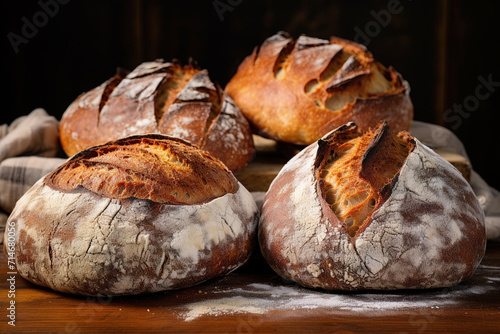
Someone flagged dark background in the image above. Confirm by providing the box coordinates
[3,0,500,189]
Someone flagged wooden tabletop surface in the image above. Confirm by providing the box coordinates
[1,241,500,334]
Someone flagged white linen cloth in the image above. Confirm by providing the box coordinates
[0,109,64,239]
[410,121,500,241]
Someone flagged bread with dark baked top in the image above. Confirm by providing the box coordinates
[5,134,259,296]
[59,59,255,172]
[226,32,413,146]
[259,122,486,290]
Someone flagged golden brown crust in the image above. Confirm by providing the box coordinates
[225,32,413,145]
[46,134,238,205]
[59,60,254,172]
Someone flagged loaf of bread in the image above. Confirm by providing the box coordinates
[4,135,258,296]
[226,32,413,146]
[259,122,486,290]
[59,59,254,172]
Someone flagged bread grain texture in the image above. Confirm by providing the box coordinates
[59,59,254,172]
[259,123,486,290]
[4,135,259,296]
[226,32,413,146]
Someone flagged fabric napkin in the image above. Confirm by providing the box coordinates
[0,109,64,239]
[410,121,500,241]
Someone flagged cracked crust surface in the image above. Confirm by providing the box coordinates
[59,59,254,172]
[259,123,486,290]
[226,32,413,145]
[4,135,259,296]
[46,134,237,205]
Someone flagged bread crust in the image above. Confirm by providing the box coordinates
[47,134,237,205]
[59,60,254,172]
[259,123,486,290]
[226,32,413,145]
[4,135,259,296]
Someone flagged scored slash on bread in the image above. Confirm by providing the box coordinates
[59,59,255,172]
[315,122,415,237]
[226,31,413,146]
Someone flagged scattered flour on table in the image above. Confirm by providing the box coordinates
[180,297,267,321]
[178,264,499,321]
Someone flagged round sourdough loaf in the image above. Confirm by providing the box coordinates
[59,59,254,172]
[4,135,259,296]
[226,32,413,146]
[259,122,486,290]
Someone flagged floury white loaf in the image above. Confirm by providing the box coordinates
[3,135,259,296]
[259,122,486,290]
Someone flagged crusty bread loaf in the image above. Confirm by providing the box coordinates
[4,134,258,296]
[226,32,413,146]
[59,59,254,172]
[259,122,486,290]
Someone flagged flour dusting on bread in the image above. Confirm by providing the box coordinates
[8,135,259,296]
[259,124,486,290]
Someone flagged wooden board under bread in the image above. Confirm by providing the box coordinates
[234,135,472,192]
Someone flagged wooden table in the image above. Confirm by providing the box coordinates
[1,241,499,334]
